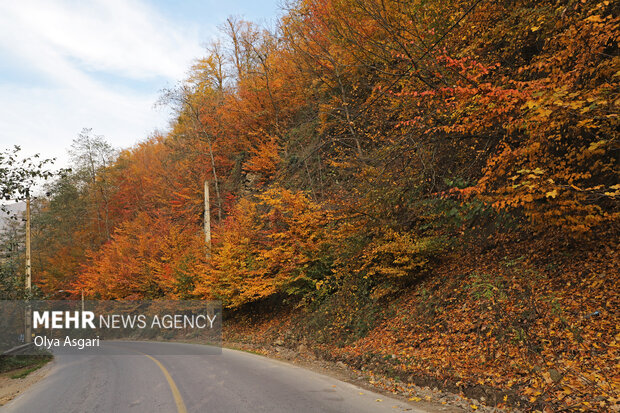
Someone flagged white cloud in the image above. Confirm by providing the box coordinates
[0,83,168,165]
[0,0,203,80]
[0,0,211,168]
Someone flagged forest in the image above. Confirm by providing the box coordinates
[0,0,617,410]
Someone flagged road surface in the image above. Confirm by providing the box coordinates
[1,341,423,412]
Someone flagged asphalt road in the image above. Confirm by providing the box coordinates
[2,341,423,413]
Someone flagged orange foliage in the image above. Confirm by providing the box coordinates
[195,189,333,307]
[29,0,618,409]
[76,213,206,300]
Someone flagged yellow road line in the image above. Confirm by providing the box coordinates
[144,354,188,413]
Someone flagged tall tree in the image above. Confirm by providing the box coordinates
[69,128,117,241]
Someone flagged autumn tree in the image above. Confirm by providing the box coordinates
[69,128,117,241]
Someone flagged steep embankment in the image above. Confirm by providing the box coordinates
[225,235,619,411]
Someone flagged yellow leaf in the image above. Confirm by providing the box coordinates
[409,397,422,402]
[546,190,558,198]
[471,405,479,410]
[588,140,607,151]
[537,108,552,117]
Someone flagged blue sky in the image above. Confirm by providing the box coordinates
[0,0,281,167]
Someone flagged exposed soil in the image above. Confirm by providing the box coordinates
[0,360,53,406]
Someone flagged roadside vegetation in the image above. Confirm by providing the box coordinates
[0,355,52,379]
[0,0,617,410]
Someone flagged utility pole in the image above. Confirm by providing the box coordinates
[25,192,31,290]
[204,180,211,258]
[25,191,32,343]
